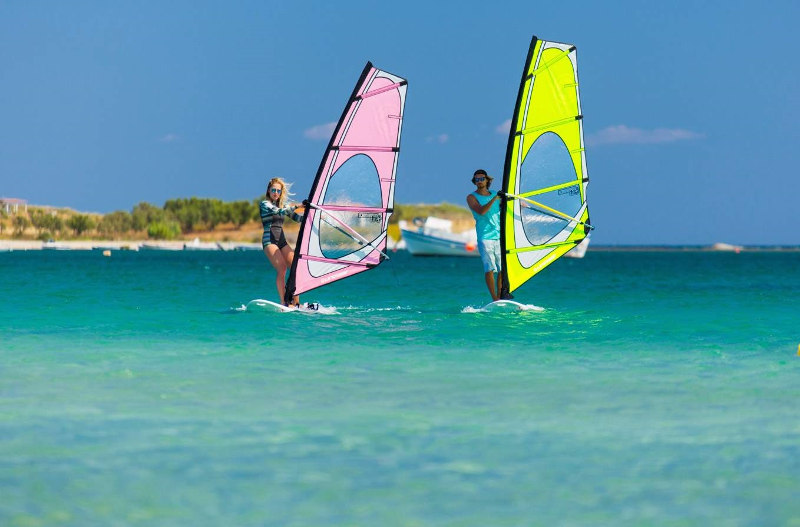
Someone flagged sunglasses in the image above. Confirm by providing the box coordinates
[269,188,282,194]
[473,177,486,182]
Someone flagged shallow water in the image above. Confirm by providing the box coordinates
[1,250,798,525]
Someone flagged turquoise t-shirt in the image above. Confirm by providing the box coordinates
[470,191,500,241]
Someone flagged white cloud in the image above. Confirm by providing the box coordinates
[425,133,449,144]
[158,133,179,143]
[303,122,337,140]
[495,119,512,134]
[586,125,704,146]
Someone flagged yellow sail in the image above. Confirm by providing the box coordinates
[500,36,592,293]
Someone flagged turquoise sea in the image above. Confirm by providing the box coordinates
[1,249,798,526]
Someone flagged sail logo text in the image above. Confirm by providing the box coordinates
[558,188,580,196]
[358,213,382,223]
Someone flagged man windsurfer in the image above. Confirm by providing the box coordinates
[466,169,511,302]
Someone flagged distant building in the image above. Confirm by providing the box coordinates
[1,197,28,214]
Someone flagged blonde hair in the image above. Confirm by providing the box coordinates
[266,177,294,208]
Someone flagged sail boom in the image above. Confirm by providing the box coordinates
[300,254,376,268]
[508,193,593,229]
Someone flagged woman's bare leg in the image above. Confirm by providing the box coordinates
[280,244,299,306]
[263,245,287,302]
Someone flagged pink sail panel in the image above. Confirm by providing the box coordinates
[285,63,407,301]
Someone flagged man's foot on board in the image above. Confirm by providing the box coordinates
[500,292,514,300]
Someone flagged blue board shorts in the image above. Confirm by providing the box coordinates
[478,239,501,272]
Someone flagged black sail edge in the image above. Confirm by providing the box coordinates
[499,36,538,297]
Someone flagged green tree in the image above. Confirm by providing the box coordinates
[46,215,64,236]
[132,202,170,231]
[164,198,201,232]
[29,209,64,236]
[230,200,254,227]
[207,199,227,229]
[164,197,228,232]
[29,209,49,235]
[66,214,96,236]
[98,211,133,237]
[13,215,30,237]
[251,198,263,222]
[147,220,181,240]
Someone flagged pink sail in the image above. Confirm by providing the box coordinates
[284,63,407,302]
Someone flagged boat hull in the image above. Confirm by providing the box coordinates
[400,228,479,257]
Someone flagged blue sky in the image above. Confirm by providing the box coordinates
[1,0,798,245]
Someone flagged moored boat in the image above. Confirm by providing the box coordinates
[399,217,478,257]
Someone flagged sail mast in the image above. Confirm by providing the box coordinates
[500,35,539,298]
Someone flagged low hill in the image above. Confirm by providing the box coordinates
[0,200,474,242]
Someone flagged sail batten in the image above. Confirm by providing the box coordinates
[524,46,576,80]
[284,62,407,303]
[308,204,390,213]
[516,115,582,136]
[358,80,407,99]
[517,181,580,198]
[331,146,399,152]
[500,36,591,294]
[508,239,581,254]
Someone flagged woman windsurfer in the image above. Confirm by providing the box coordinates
[260,177,304,306]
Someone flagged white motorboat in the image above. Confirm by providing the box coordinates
[399,217,479,257]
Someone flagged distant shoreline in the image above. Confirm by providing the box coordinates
[587,245,800,252]
[2,239,799,253]
[0,239,262,251]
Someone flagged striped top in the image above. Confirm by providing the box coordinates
[259,200,303,247]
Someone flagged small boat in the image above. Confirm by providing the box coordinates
[139,242,183,251]
[92,244,136,251]
[232,243,262,251]
[564,235,590,258]
[42,239,72,250]
[183,237,222,251]
[709,242,743,252]
[399,217,478,257]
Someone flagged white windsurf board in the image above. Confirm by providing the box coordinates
[478,299,544,313]
[245,299,337,314]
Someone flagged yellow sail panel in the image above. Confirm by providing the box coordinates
[501,37,591,293]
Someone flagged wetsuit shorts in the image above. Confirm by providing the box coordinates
[264,225,288,249]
